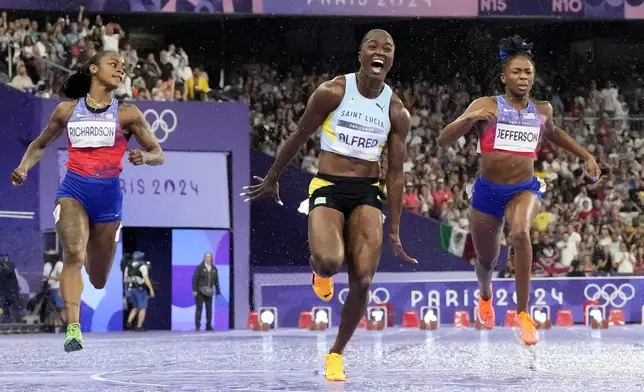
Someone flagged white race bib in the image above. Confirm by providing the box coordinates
[67,121,117,148]
[493,123,540,153]
[332,123,387,162]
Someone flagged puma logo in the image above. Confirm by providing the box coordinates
[376,103,385,113]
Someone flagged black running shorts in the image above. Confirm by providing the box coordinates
[308,173,383,219]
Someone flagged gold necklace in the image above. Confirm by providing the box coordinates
[86,94,111,109]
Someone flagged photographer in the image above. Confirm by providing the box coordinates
[124,251,155,331]
[192,252,221,331]
[0,254,22,323]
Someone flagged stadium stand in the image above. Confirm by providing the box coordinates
[1,11,642,278]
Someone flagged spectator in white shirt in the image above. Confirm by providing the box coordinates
[601,81,619,116]
[174,57,193,85]
[558,224,582,267]
[167,44,188,70]
[11,64,34,90]
[35,33,48,58]
[121,41,138,74]
[102,23,124,52]
[614,242,635,274]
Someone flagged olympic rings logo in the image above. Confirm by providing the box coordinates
[143,109,177,143]
[583,283,635,308]
[338,287,390,305]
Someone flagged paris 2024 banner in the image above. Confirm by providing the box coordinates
[256,275,644,328]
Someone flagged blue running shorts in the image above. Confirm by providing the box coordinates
[55,170,123,224]
[469,176,545,219]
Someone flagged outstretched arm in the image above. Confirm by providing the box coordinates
[121,104,164,166]
[387,97,417,264]
[19,102,71,171]
[541,102,601,179]
[11,102,73,185]
[264,80,343,183]
[386,99,409,237]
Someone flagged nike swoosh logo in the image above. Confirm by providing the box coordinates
[323,293,331,299]
[476,312,486,324]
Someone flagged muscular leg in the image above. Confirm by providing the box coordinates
[308,207,345,277]
[469,209,504,301]
[329,205,383,355]
[56,198,90,325]
[504,192,540,313]
[86,222,121,289]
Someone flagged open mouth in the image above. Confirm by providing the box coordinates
[371,59,384,74]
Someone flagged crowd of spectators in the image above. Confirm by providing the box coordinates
[241,61,644,278]
[1,8,211,102]
[2,11,643,277]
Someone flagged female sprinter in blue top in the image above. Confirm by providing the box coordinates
[439,35,600,345]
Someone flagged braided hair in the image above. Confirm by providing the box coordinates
[489,35,535,92]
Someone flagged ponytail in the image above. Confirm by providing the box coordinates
[60,49,112,100]
[61,65,92,99]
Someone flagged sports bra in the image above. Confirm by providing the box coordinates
[477,95,543,159]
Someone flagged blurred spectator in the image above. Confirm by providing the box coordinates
[402,184,420,215]
[184,67,210,101]
[102,22,124,52]
[10,63,34,90]
[142,52,162,90]
[174,57,192,85]
[167,44,189,70]
[158,50,174,82]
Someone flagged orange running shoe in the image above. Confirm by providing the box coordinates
[517,311,538,345]
[312,272,334,302]
[324,353,346,381]
[476,287,495,329]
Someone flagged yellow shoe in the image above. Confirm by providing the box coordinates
[324,353,346,381]
[312,272,334,302]
[517,311,538,346]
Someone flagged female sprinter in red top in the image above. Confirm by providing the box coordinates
[11,49,164,352]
